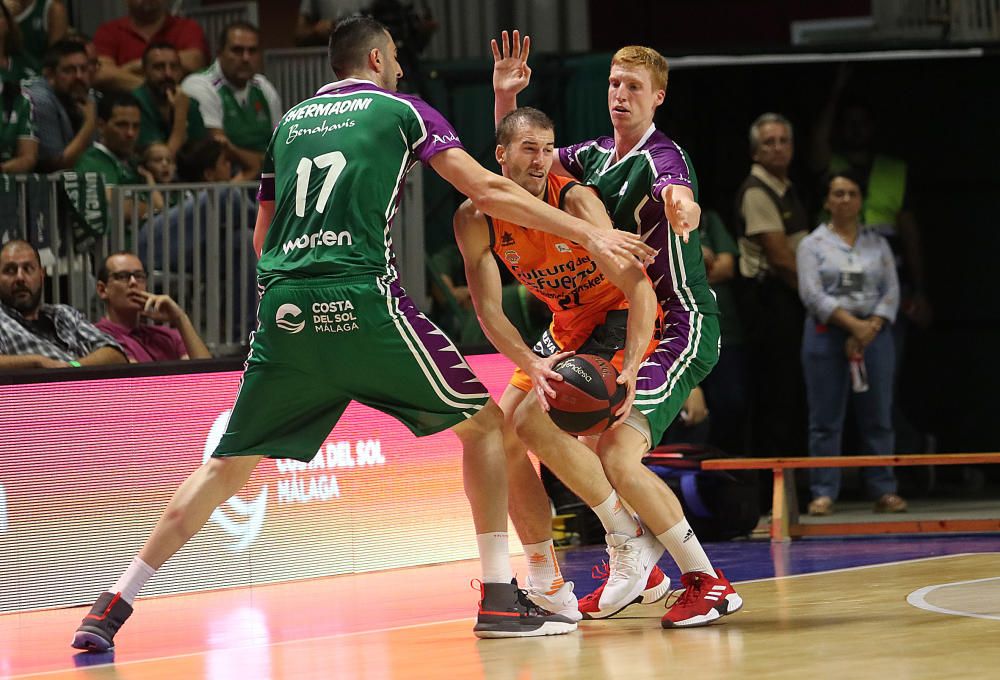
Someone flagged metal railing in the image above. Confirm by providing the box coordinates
[2,170,427,355]
[184,1,260,55]
[263,46,330,110]
[873,0,1000,40]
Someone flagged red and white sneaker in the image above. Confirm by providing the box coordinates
[578,562,671,619]
[661,569,742,628]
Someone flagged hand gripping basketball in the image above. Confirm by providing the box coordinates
[546,354,627,436]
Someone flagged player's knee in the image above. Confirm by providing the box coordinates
[512,398,547,446]
[205,455,258,496]
[454,399,503,443]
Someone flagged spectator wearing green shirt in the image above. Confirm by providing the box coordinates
[699,209,750,457]
[0,3,41,84]
[76,91,164,217]
[0,78,37,173]
[133,42,206,157]
[181,22,281,180]
[5,0,68,65]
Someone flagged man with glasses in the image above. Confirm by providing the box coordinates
[0,240,126,370]
[95,251,211,362]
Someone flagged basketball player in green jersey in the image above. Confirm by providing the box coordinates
[72,18,657,651]
[493,32,743,628]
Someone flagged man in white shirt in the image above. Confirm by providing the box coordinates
[181,21,281,179]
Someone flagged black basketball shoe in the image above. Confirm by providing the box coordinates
[473,579,578,638]
[71,592,133,652]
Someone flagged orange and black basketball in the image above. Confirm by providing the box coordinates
[548,354,627,436]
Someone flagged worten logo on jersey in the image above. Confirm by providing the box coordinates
[282,229,353,254]
[276,303,305,334]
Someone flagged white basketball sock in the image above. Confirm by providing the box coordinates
[476,532,514,584]
[111,557,157,605]
[522,540,564,593]
[656,519,714,577]
[592,491,640,537]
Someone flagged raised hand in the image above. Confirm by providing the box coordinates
[491,29,532,97]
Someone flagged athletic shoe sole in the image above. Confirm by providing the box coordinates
[473,621,578,638]
[661,593,744,628]
[71,630,114,652]
[582,575,671,620]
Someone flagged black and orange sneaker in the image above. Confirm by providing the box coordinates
[578,562,671,619]
[661,569,742,628]
[473,579,578,638]
[71,592,133,652]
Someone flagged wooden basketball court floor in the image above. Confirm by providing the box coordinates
[3,535,999,680]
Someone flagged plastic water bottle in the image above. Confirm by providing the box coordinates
[850,356,869,393]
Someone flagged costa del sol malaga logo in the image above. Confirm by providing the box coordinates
[275,303,305,334]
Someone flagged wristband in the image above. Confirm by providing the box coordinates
[68,360,82,367]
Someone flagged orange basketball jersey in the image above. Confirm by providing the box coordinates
[486,174,661,389]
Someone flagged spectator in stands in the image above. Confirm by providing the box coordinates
[134,42,206,156]
[139,141,174,184]
[3,0,68,65]
[181,22,280,180]
[76,91,165,215]
[25,40,96,172]
[0,77,36,172]
[295,0,369,46]
[95,251,211,361]
[734,112,809,460]
[0,2,39,82]
[797,170,905,516]
[93,0,209,92]
[0,239,126,370]
[175,136,238,183]
[698,209,749,457]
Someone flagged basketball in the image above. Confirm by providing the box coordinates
[547,354,627,436]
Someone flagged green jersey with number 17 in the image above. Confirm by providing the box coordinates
[256,77,464,288]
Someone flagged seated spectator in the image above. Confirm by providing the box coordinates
[4,0,68,65]
[139,141,174,184]
[0,3,40,82]
[134,42,206,155]
[0,77,37,173]
[25,39,96,172]
[0,239,126,370]
[138,141,176,207]
[797,170,905,516]
[181,22,281,179]
[295,0,368,46]
[95,251,211,361]
[93,0,208,92]
[176,136,235,183]
[76,91,165,216]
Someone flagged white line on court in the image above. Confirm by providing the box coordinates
[906,576,1000,621]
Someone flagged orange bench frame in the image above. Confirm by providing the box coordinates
[695,454,1000,542]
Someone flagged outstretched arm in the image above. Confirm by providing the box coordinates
[430,148,655,269]
[453,201,571,408]
[662,184,702,244]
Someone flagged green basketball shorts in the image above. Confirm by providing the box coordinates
[213,275,490,462]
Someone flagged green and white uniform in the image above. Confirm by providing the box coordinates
[559,125,720,445]
[214,78,489,463]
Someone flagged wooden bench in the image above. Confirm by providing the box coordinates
[695,454,1000,542]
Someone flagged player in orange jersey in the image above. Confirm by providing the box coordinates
[453,107,670,619]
